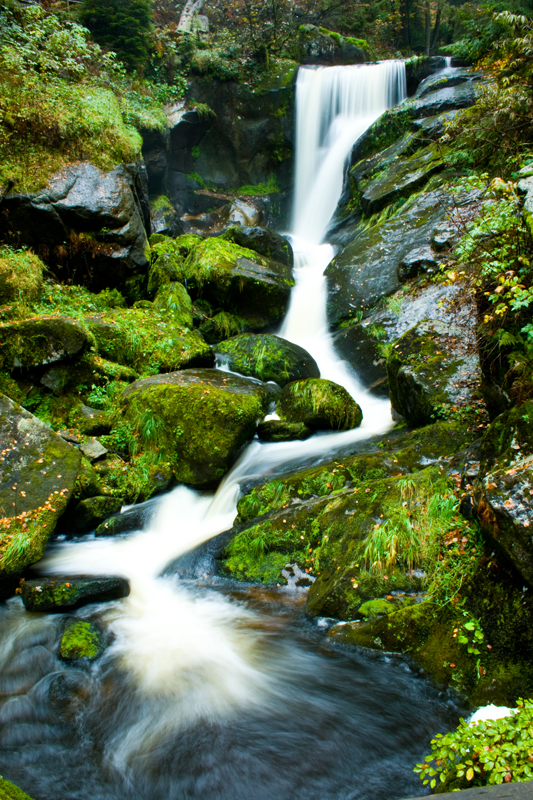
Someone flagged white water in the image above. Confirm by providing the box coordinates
[37,61,407,743]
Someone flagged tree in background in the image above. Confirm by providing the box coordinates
[79,0,153,71]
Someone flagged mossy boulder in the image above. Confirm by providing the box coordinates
[122,368,270,486]
[216,333,319,387]
[358,598,395,618]
[199,311,245,345]
[85,307,213,373]
[148,238,186,296]
[0,246,44,305]
[0,316,93,372]
[294,25,368,65]
[152,282,193,328]
[21,575,130,612]
[257,419,312,442]
[184,237,294,331]
[387,319,481,427]
[0,395,81,597]
[59,619,104,661]
[277,378,362,431]
[73,495,124,533]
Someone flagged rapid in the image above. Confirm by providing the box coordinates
[0,61,464,800]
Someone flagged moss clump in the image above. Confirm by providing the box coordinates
[358,598,394,618]
[0,778,36,800]
[199,312,245,345]
[278,378,363,430]
[59,620,101,660]
[0,247,44,305]
[0,316,93,371]
[153,283,193,329]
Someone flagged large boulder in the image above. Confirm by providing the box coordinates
[216,333,319,386]
[326,185,451,326]
[473,402,533,586]
[277,378,362,431]
[387,318,481,427]
[221,226,294,268]
[184,238,294,330]
[0,396,81,596]
[85,307,213,373]
[0,316,93,372]
[0,162,150,298]
[122,369,271,486]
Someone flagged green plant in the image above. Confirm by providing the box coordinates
[415,699,533,789]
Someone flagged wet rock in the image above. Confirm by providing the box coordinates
[216,333,319,387]
[326,186,451,327]
[256,419,313,442]
[360,144,444,215]
[0,396,81,595]
[405,56,447,94]
[199,312,245,345]
[0,162,150,295]
[277,378,363,431]
[149,195,183,238]
[73,495,124,533]
[410,82,479,118]
[414,67,484,99]
[0,316,93,372]
[72,405,111,436]
[387,318,481,427]
[222,226,294,268]
[398,245,439,282]
[59,619,106,661]
[184,237,294,331]
[95,501,157,536]
[332,325,389,397]
[80,439,108,462]
[122,368,270,486]
[21,575,130,612]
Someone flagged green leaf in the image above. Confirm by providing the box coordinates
[466,768,474,781]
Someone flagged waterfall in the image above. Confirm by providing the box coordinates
[36,61,407,734]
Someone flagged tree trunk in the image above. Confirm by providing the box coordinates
[425,0,431,56]
[430,4,442,54]
[178,0,205,32]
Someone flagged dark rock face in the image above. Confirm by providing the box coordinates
[0,316,93,371]
[387,318,480,427]
[0,162,150,297]
[95,501,157,536]
[295,25,369,65]
[0,395,81,593]
[326,186,451,327]
[222,226,294,268]
[73,495,124,533]
[332,326,389,397]
[216,333,319,387]
[122,369,270,486]
[405,56,447,95]
[21,575,130,612]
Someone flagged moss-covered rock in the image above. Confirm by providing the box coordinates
[0,395,81,597]
[184,237,294,330]
[358,598,395,618]
[85,307,213,374]
[0,246,44,305]
[0,316,93,372]
[21,575,130,612]
[73,495,124,533]
[221,226,294,268]
[216,333,319,387]
[199,311,245,344]
[122,368,270,486]
[152,282,193,328]
[256,419,312,442]
[59,619,104,660]
[387,319,481,427]
[277,378,362,431]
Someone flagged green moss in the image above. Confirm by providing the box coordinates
[278,378,363,431]
[59,620,101,660]
[344,36,369,49]
[233,174,280,196]
[0,247,44,305]
[216,333,317,386]
[0,778,36,800]
[355,107,414,163]
[358,598,394,618]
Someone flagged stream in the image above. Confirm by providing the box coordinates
[0,60,465,800]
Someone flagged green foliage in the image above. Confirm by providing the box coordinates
[415,699,533,789]
[79,0,153,71]
[0,246,44,305]
[234,174,280,196]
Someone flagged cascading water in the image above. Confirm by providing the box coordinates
[0,62,462,800]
